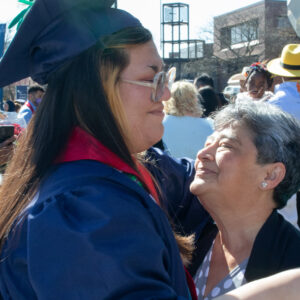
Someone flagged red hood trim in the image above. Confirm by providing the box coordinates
[55,127,159,205]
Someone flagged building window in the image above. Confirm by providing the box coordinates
[220,19,259,48]
[231,19,258,44]
[277,16,290,29]
[220,27,231,48]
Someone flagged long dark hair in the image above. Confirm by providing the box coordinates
[0,26,152,247]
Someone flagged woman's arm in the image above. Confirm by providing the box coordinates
[216,269,300,300]
[146,147,211,236]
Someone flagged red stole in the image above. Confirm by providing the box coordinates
[55,127,159,205]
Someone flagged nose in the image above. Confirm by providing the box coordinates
[196,144,215,161]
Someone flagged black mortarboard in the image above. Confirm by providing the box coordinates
[0,0,142,87]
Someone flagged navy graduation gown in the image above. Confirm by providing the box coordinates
[0,160,192,299]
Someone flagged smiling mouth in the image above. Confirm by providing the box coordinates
[149,110,164,117]
[196,167,216,176]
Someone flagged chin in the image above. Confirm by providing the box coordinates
[132,138,161,154]
[189,177,205,196]
[149,127,164,146]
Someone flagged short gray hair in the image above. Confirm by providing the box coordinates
[213,100,300,208]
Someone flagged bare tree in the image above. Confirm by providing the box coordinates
[183,13,261,91]
[182,1,300,91]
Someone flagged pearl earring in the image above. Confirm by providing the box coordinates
[261,181,268,188]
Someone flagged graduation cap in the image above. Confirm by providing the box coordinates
[0,0,142,87]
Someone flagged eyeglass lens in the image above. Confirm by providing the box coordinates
[154,72,166,102]
[152,67,176,102]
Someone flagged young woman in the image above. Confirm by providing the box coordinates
[0,0,197,299]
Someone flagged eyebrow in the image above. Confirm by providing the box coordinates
[219,134,242,145]
[147,64,165,73]
[206,133,242,146]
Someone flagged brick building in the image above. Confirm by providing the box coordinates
[183,0,300,92]
[212,0,300,89]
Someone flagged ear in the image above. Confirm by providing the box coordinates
[262,162,286,190]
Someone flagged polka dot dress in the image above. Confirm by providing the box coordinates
[194,242,248,299]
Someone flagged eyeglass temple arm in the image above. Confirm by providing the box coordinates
[121,79,154,88]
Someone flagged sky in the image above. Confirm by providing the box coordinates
[0,0,261,50]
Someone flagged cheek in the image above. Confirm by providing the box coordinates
[119,85,163,151]
[215,152,237,177]
[120,85,145,121]
[215,151,228,166]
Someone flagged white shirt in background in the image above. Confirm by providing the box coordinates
[163,115,214,159]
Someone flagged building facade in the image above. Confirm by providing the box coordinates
[183,0,300,92]
[212,0,300,89]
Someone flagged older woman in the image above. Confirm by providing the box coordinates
[189,100,300,299]
[163,80,214,159]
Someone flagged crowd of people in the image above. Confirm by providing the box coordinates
[0,0,299,299]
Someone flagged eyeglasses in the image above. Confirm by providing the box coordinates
[121,67,176,102]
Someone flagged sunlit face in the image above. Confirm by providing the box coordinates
[246,72,268,99]
[119,40,171,154]
[190,124,267,205]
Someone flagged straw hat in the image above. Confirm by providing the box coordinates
[267,44,300,77]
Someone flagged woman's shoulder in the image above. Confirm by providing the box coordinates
[245,211,300,282]
[254,210,300,260]
[4,160,169,254]
[256,210,300,246]
[0,162,186,300]
[29,160,161,222]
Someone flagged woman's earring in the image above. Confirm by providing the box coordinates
[261,181,268,189]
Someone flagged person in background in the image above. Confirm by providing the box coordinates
[267,44,300,120]
[3,100,16,112]
[194,73,228,106]
[235,62,273,102]
[227,67,251,94]
[189,100,300,299]
[198,86,223,118]
[194,73,214,90]
[17,85,45,125]
[13,102,21,113]
[0,100,24,180]
[162,80,214,159]
[224,67,252,102]
[267,43,300,228]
